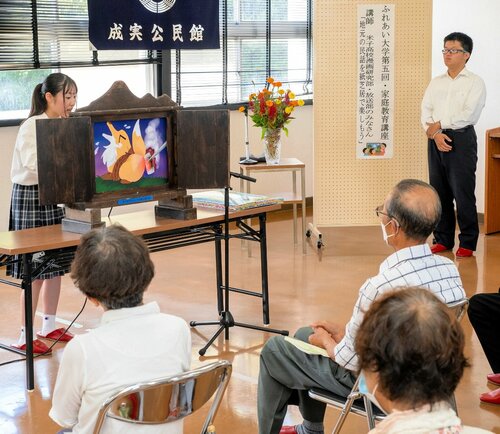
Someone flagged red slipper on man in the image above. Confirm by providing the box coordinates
[11,339,52,355]
[431,243,451,254]
[456,247,473,258]
[37,327,74,343]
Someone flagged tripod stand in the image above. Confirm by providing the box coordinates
[190,172,289,356]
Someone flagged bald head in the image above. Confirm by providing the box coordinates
[386,179,441,242]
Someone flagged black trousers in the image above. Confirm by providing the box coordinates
[468,291,500,373]
[428,127,478,250]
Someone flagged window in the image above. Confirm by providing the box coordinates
[0,0,312,119]
[172,0,313,106]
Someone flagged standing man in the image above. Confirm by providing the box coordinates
[422,32,486,258]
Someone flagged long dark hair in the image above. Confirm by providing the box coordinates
[29,72,78,117]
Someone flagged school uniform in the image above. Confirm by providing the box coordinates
[8,113,65,279]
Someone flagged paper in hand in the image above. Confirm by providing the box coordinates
[284,336,330,357]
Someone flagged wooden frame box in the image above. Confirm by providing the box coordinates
[35,81,229,231]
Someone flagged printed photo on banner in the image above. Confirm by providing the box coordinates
[356,4,394,159]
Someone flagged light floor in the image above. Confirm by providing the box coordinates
[0,209,499,434]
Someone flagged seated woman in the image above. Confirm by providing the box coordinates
[49,224,191,434]
[354,286,492,433]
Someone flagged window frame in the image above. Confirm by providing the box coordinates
[0,0,313,123]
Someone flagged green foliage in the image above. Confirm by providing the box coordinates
[0,70,55,112]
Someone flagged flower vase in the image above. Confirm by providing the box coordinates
[263,128,282,165]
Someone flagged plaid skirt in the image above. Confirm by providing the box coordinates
[7,183,66,280]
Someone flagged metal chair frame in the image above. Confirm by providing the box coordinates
[308,297,469,434]
[93,360,232,434]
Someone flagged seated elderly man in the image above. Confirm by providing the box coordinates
[257,179,466,434]
[356,286,491,433]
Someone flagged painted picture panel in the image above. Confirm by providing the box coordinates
[93,117,168,194]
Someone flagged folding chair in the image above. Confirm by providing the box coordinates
[308,376,386,434]
[308,297,469,433]
[93,360,232,434]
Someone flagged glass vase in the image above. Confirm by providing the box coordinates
[263,128,282,165]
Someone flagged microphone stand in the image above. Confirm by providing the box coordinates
[190,172,288,356]
[239,106,258,165]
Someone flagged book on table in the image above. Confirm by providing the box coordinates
[191,190,282,211]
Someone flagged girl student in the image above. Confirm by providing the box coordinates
[9,73,78,354]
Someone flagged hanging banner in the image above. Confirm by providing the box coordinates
[87,0,220,50]
[356,4,394,159]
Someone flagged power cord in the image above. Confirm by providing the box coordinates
[0,297,88,367]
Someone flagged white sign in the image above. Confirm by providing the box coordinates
[357,4,395,159]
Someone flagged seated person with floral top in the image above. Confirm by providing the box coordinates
[355,286,491,434]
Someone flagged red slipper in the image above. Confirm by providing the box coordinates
[487,373,500,386]
[431,243,451,254]
[37,327,74,343]
[456,247,473,258]
[11,339,52,355]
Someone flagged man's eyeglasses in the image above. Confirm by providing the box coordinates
[375,205,391,219]
[441,49,467,55]
[375,205,401,226]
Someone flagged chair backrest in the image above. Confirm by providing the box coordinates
[447,298,469,322]
[308,297,470,434]
[93,360,232,434]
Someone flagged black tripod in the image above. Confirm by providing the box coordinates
[190,172,289,356]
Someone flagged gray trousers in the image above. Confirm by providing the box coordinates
[257,327,356,434]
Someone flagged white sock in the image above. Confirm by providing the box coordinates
[17,327,28,346]
[41,314,57,336]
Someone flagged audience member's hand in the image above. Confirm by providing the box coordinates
[309,326,336,357]
[310,320,344,342]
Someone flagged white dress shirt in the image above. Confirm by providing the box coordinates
[49,302,192,434]
[333,244,466,371]
[421,67,486,131]
[11,113,48,185]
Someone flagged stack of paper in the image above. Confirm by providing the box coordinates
[192,190,282,211]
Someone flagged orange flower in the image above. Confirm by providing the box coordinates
[243,77,303,137]
[238,106,245,112]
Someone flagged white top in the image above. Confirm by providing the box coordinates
[369,402,493,433]
[421,67,486,131]
[49,302,192,434]
[11,113,48,185]
[333,244,466,371]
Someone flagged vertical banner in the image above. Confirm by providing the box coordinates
[357,4,394,159]
[88,0,220,50]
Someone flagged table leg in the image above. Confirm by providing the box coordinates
[23,254,35,391]
[293,171,298,244]
[259,213,270,325]
[301,167,307,254]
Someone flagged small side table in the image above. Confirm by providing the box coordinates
[239,158,306,253]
